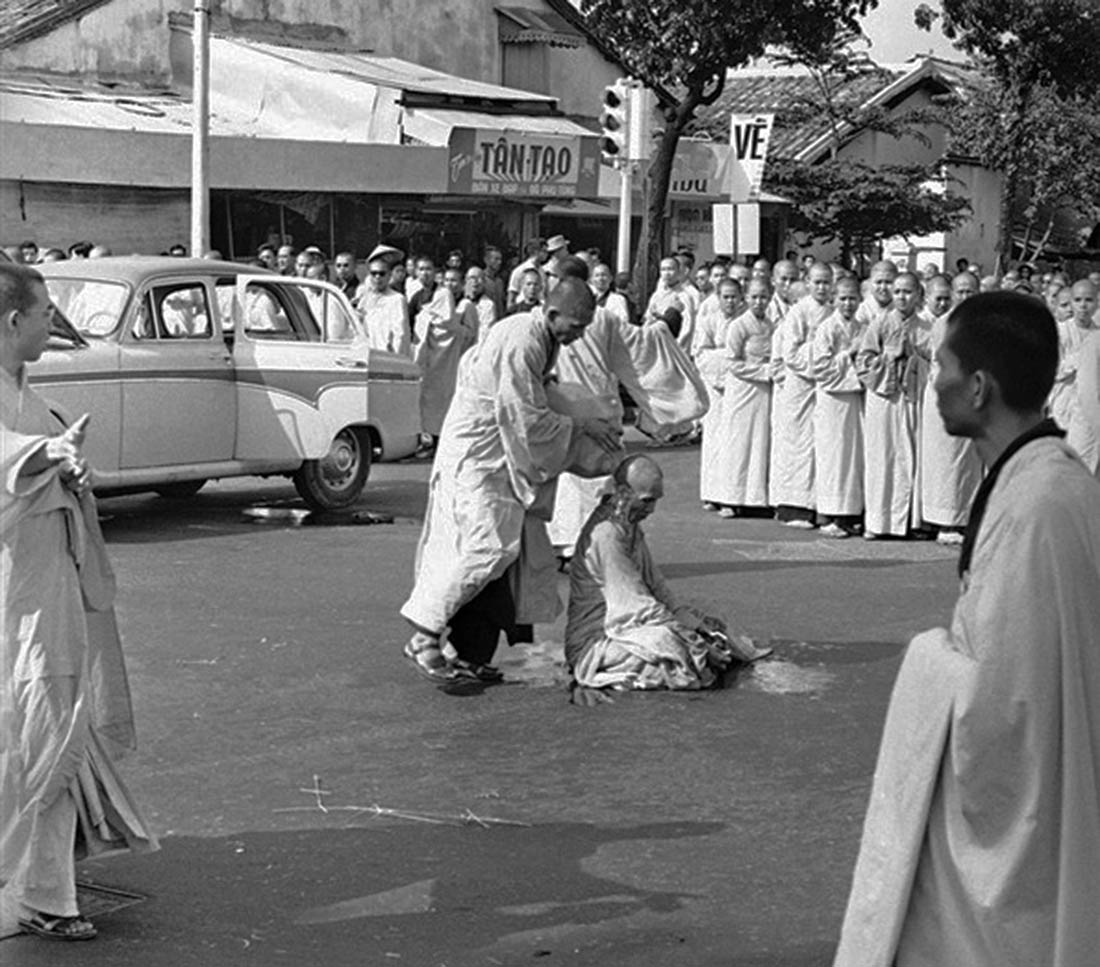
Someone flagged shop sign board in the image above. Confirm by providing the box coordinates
[668,141,733,199]
[447,128,601,198]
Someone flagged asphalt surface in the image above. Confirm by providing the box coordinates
[0,439,959,967]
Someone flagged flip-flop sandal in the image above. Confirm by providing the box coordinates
[403,639,457,683]
[19,913,97,941]
[452,659,504,683]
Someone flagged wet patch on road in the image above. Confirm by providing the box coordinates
[242,506,396,526]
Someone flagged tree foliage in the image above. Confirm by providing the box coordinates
[760,29,969,268]
[916,0,1100,264]
[580,0,876,289]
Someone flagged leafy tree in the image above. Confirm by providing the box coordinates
[760,29,970,270]
[916,0,1100,266]
[579,0,877,290]
[948,81,1100,261]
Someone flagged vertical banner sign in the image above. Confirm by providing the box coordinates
[712,203,735,255]
[729,114,774,203]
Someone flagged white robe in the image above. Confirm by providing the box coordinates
[401,314,616,635]
[645,283,696,354]
[765,294,794,502]
[857,310,932,536]
[833,436,1100,967]
[358,288,411,358]
[719,309,773,507]
[811,310,864,516]
[1072,329,1100,476]
[918,314,982,526]
[693,306,735,504]
[414,288,474,437]
[1,369,157,936]
[548,313,710,552]
[771,296,831,509]
[565,499,719,691]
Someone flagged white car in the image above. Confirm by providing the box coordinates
[31,257,421,509]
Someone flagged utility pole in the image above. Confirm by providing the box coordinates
[190,0,210,257]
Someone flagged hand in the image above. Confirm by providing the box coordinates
[45,414,93,494]
[579,417,622,453]
[569,683,614,707]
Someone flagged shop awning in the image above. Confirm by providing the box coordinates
[496,7,585,48]
[402,106,595,147]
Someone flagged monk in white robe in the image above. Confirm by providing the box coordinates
[811,277,864,536]
[771,263,833,523]
[1047,286,1077,426]
[693,278,742,514]
[401,279,622,683]
[918,274,982,540]
[854,260,897,335]
[857,272,932,538]
[414,285,473,440]
[765,260,799,502]
[645,257,696,354]
[721,279,774,511]
[566,456,768,694]
[1063,280,1099,471]
[357,257,411,357]
[458,266,498,343]
[1,265,156,942]
[834,291,1100,967]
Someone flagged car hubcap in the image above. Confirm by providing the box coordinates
[320,431,359,491]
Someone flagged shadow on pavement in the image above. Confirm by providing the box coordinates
[2,822,730,967]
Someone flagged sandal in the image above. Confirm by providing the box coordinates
[19,912,97,941]
[451,659,504,683]
[403,635,456,683]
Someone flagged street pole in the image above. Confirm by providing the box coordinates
[616,162,632,274]
[190,0,210,257]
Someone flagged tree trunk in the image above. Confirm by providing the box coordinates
[996,84,1033,273]
[1031,212,1056,263]
[632,114,686,297]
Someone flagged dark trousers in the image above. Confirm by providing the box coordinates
[448,574,532,665]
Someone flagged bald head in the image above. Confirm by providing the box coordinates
[614,453,663,492]
[545,276,597,344]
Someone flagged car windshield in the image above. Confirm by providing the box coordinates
[45,278,131,336]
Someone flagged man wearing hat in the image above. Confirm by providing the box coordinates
[543,235,571,296]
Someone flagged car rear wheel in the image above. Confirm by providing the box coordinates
[293,427,371,511]
[155,479,207,499]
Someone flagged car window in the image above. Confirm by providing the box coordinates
[150,283,212,340]
[45,278,130,336]
[241,282,315,341]
[214,280,237,333]
[308,288,360,344]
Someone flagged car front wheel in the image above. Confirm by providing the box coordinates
[293,427,371,511]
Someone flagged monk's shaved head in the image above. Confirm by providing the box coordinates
[614,453,662,490]
[546,276,596,316]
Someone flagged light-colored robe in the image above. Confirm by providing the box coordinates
[766,293,794,501]
[565,498,720,690]
[1,369,157,937]
[460,294,498,343]
[693,306,735,505]
[720,309,773,507]
[645,283,696,354]
[548,313,709,553]
[771,296,831,509]
[812,309,864,516]
[833,436,1100,967]
[358,288,411,358]
[1063,325,1100,473]
[414,288,474,437]
[401,313,616,636]
[856,309,932,536]
[918,314,982,526]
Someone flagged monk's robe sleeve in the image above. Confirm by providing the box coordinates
[856,317,900,397]
[1076,331,1100,447]
[493,335,576,509]
[589,523,679,638]
[727,319,770,383]
[691,315,726,390]
[610,319,709,426]
[812,317,861,393]
[781,303,815,378]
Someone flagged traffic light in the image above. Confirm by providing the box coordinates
[600,79,631,162]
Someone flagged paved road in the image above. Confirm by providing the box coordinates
[1,442,959,966]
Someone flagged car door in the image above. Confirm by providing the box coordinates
[119,278,236,469]
[231,276,368,462]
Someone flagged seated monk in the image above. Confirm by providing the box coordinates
[565,454,771,697]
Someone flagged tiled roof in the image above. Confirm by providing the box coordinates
[0,0,112,49]
[695,57,971,162]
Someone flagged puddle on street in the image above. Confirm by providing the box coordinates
[242,505,397,527]
[494,638,892,694]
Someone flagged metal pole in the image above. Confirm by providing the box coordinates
[190,0,210,257]
[616,163,632,274]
